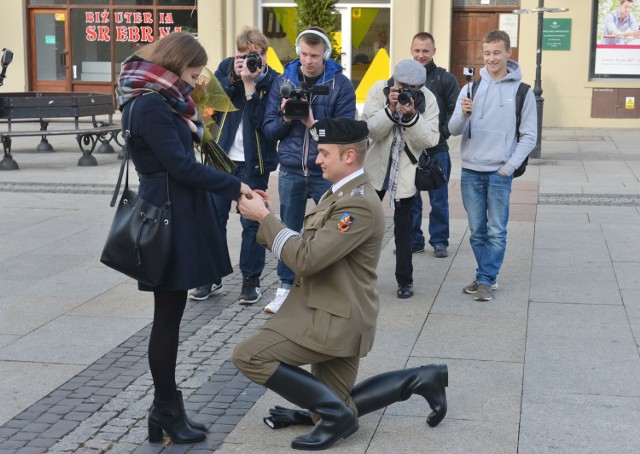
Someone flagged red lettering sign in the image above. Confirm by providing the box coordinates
[86,26,97,41]
[98,25,110,42]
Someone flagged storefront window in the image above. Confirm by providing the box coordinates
[113,0,154,5]
[71,9,111,82]
[158,0,197,5]
[70,0,109,5]
[263,6,298,67]
[29,0,67,5]
[161,9,197,36]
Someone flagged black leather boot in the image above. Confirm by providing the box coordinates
[351,364,448,427]
[176,390,207,432]
[264,363,358,451]
[148,395,206,444]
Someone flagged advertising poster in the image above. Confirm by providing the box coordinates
[591,0,640,78]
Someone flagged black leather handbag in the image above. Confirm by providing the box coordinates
[100,97,172,287]
[403,145,447,192]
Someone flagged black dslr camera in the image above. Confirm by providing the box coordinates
[396,88,418,107]
[384,86,418,107]
[280,81,329,120]
[1,48,13,87]
[244,52,263,73]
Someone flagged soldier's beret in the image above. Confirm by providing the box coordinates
[310,117,369,144]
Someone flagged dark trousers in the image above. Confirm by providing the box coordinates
[377,190,415,286]
[213,161,270,278]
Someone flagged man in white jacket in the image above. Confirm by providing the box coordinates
[362,59,440,299]
[448,30,537,302]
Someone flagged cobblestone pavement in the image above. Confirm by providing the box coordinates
[0,214,394,454]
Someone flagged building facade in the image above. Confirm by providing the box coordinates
[1,0,638,128]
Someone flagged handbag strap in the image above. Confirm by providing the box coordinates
[109,96,171,208]
[110,97,138,207]
[403,144,420,166]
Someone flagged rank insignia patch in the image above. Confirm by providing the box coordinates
[338,212,354,232]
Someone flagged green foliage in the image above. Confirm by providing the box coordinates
[295,0,341,60]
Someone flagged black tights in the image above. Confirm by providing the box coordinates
[149,290,187,400]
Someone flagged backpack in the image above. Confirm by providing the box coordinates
[471,79,531,178]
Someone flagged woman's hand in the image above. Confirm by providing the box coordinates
[239,182,252,198]
[238,190,271,222]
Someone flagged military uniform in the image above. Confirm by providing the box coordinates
[233,171,385,403]
[232,117,447,451]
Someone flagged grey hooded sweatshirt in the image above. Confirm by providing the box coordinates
[448,60,537,176]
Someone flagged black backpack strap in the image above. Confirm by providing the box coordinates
[470,77,481,99]
[515,82,530,142]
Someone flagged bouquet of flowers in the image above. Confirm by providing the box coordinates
[192,67,237,173]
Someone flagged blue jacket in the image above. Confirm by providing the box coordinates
[122,92,241,291]
[262,58,356,176]
[214,57,280,176]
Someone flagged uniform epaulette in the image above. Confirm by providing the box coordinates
[351,185,365,197]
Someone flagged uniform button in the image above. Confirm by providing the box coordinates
[296,281,301,287]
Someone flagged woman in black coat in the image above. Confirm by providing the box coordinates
[116,32,250,445]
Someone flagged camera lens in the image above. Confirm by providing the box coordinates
[397,90,412,107]
[245,53,262,73]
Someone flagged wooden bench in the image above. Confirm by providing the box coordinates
[0,92,123,170]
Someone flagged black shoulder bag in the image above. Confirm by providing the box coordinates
[403,144,447,192]
[100,96,172,287]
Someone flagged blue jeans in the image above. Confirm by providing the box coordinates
[460,168,513,286]
[213,162,270,279]
[277,171,332,286]
[411,150,451,250]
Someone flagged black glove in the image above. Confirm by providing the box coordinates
[263,405,314,430]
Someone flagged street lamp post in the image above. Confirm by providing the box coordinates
[514,1,569,159]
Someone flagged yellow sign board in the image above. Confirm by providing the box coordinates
[625,97,635,110]
[55,13,65,21]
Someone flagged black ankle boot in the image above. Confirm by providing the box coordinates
[175,390,207,432]
[264,363,358,451]
[351,364,448,427]
[148,395,206,444]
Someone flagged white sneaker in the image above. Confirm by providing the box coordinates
[264,288,289,314]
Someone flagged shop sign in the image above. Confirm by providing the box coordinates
[542,18,571,51]
[85,10,182,43]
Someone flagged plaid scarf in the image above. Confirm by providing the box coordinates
[116,55,204,143]
[387,122,404,207]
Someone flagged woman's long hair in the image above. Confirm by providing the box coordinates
[136,31,208,76]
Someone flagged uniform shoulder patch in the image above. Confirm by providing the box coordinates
[338,212,354,232]
[350,185,365,197]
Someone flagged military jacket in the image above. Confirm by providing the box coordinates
[257,173,385,357]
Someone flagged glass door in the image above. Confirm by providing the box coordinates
[29,9,70,92]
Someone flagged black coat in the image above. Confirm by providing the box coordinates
[121,91,241,292]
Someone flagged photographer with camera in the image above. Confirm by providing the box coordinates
[362,59,440,299]
[188,27,280,305]
[409,32,460,259]
[262,26,356,314]
[449,30,537,302]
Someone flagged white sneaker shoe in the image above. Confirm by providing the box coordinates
[264,288,289,314]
